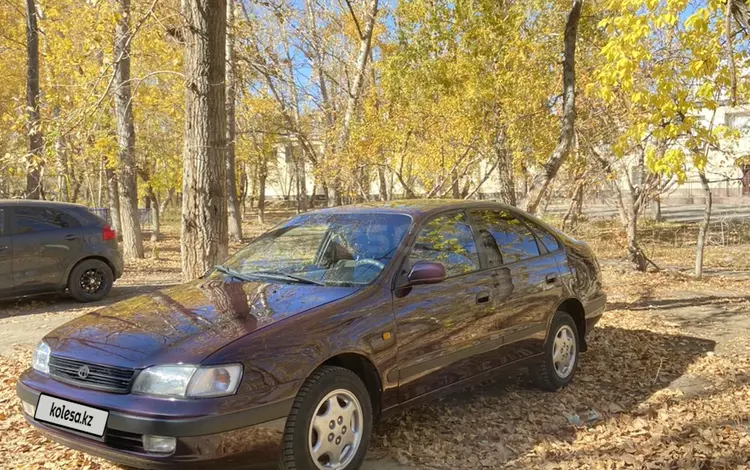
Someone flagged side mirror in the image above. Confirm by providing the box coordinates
[407,261,446,285]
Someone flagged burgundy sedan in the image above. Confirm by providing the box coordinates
[17,200,606,470]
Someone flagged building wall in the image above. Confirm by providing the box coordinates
[260,112,750,204]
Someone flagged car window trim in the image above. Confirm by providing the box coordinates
[393,209,482,289]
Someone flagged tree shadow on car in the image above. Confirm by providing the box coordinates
[370,326,716,469]
[0,283,176,320]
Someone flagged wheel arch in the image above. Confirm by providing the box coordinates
[553,297,587,352]
[319,352,383,423]
[65,255,116,287]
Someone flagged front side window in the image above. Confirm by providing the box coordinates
[15,207,79,234]
[215,213,411,286]
[470,210,540,264]
[409,212,479,277]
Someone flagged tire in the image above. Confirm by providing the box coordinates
[67,259,114,303]
[532,311,580,391]
[280,366,373,470]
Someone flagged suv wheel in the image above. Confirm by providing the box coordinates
[532,311,580,391]
[280,366,372,470]
[68,259,113,302]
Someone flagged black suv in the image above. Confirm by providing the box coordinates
[0,200,123,302]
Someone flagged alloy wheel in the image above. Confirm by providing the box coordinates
[307,389,363,469]
[552,324,577,378]
[80,268,106,295]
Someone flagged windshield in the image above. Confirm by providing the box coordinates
[212,212,412,286]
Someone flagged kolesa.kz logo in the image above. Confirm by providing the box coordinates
[49,402,94,427]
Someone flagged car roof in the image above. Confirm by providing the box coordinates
[0,199,88,210]
[308,199,517,218]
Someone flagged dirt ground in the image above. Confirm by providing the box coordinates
[1,216,749,469]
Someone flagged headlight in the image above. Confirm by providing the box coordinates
[132,364,242,398]
[186,365,243,398]
[32,341,50,374]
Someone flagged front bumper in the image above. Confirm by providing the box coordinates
[17,373,292,469]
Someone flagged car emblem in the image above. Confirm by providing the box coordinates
[77,365,90,379]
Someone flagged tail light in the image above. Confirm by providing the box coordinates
[102,225,117,241]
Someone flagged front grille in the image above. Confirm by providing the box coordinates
[48,355,135,393]
[106,429,144,452]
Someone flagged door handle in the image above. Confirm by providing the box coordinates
[0,245,7,252]
[64,234,79,241]
[475,292,491,304]
[545,273,559,284]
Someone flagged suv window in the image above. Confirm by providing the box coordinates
[529,224,560,253]
[469,209,540,264]
[410,212,479,277]
[14,206,80,234]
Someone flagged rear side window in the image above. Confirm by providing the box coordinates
[410,212,479,277]
[14,207,80,234]
[470,209,540,264]
[529,225,561,253]
[0,208,5,236]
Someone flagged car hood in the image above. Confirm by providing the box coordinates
[44,280,359,369]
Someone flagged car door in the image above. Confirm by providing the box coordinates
[11,205,83,293]
[0,207,13,294]
[468,208,565,360]
[393,210,497,403]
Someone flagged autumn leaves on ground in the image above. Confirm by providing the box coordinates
[1,217,749,470]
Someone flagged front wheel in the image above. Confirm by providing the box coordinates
[280,366,372,470]
[532,311,580,391]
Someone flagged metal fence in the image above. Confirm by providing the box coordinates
[89,208,153,229]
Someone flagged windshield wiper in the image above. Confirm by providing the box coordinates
[252,270,325,286]
[213,265,258,282]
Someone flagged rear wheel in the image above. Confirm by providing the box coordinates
[532,311,580,391]
[68,259,113,302]
[280,366,372,470]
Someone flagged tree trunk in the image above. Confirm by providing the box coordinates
[521,0,582,214]
[378,166,388,201]
[257,158,267,225]
[625,201,647,271]
[451,167,461,199]
[181,0,228,280]
[297,152,308,212]
[150,190,160,242]
[495,132,515,206]
[238,163,248,213]
[159,188,175,214]
[105,164,122,235]
[114,0,144,260]
[70,161,81,203]
[25,0,43,199]
[726,0,738,107]
[53,107,69,201]
[331,0,380,204]
[561,179,584,231]
[650,195,662,222]
[694,169,712,279]
[225,1,243,242]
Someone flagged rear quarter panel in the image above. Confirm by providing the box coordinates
[559,237,604,303]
